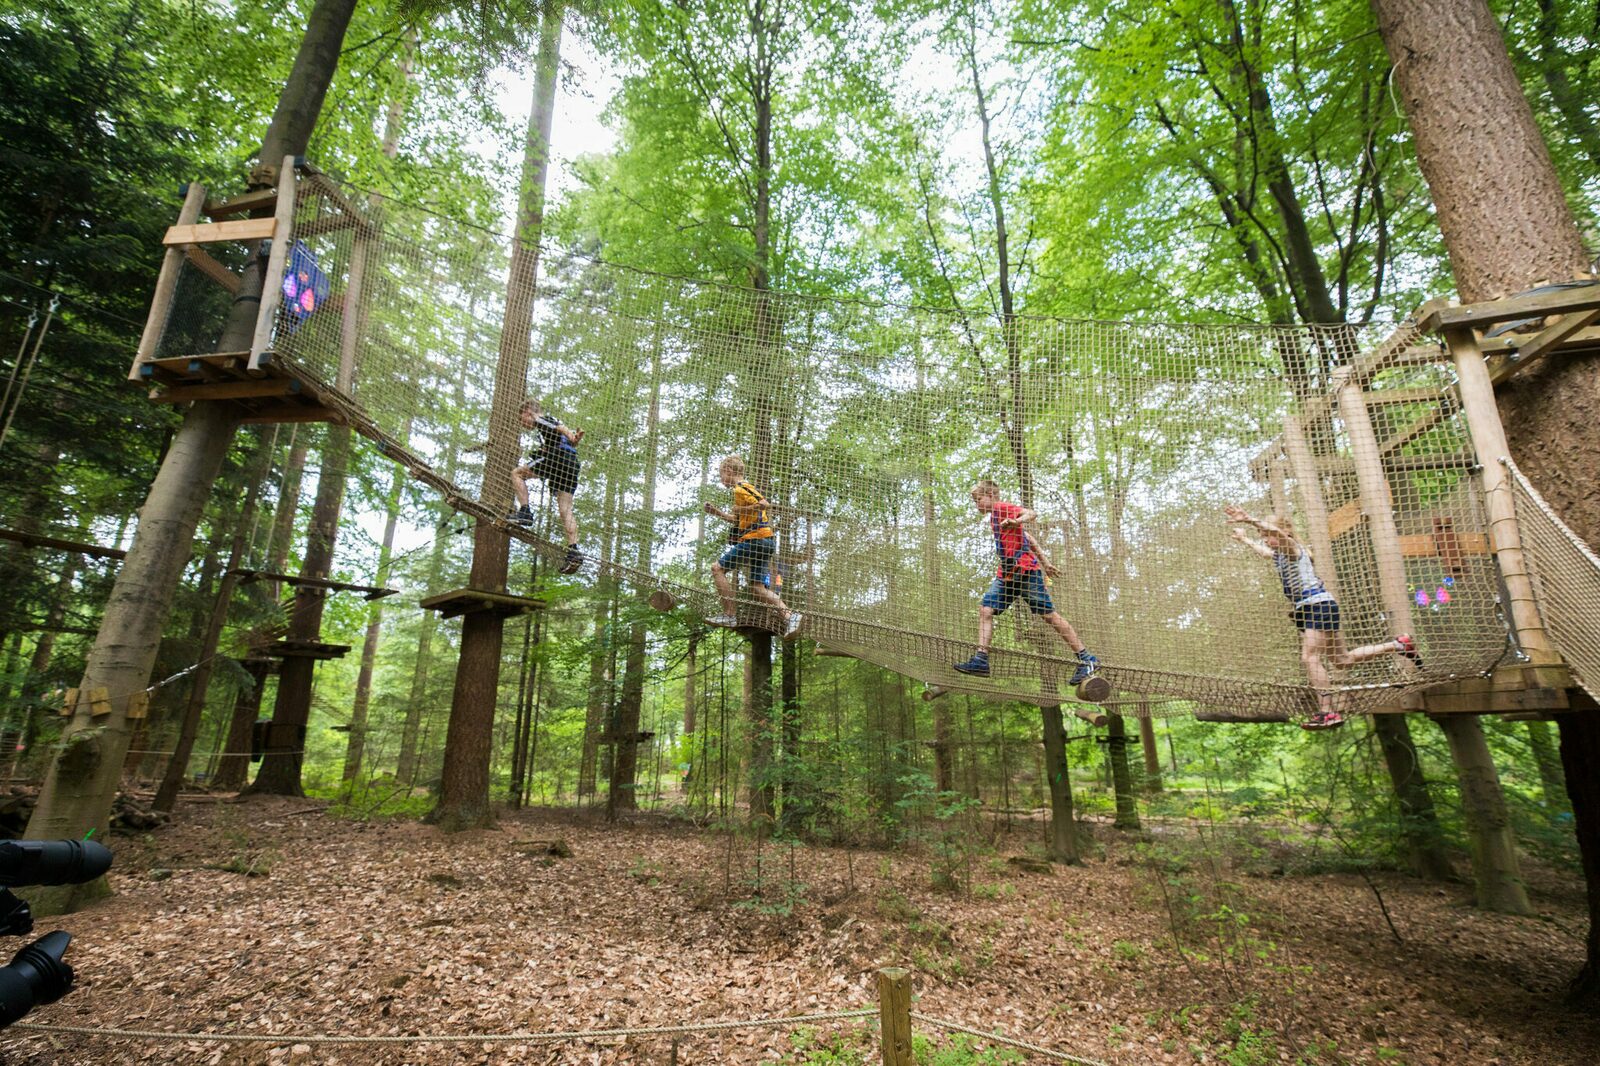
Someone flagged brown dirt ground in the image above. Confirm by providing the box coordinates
[8,796,1600,1065]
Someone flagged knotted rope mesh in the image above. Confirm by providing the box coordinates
[153,169,1510,718]
[1506,458,1600,703]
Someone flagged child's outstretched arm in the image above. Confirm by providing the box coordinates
[1229,527,1275,559]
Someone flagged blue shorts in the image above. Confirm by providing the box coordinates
[719,536,775,586]
[981,570,1055,616]
[1289,599,1340,632]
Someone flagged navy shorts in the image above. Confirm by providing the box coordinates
[527,450,580,495]
[981,570,1055,616]
[1289,599,1341,632]
[719,536,775,586]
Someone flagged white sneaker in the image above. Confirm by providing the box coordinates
[782,613,804,640]
[706,614,738,628]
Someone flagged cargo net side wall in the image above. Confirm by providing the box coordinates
[262,171,1510,717]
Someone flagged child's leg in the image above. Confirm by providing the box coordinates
[1042,611,1087,654]
[1301,629,1335,714]
[511,467,532,508]
[710,560,737,615]
[1342,634,1405,664]
[554,490,578,545]
[975,606,997,650]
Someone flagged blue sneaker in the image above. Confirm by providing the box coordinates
[953,652,990,677]
[1069,650,1099,686]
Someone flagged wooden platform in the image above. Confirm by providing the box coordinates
[264,639,351,661]
[420,587,546,620]
[136,351,340,423]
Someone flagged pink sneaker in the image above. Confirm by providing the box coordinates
[1301,709,1345,731]
[1396,634,1423,669]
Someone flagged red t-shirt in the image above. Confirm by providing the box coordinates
[990,501,1039,578]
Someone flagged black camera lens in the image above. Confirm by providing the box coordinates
[0,931,73,1028]
[0,841,113,887]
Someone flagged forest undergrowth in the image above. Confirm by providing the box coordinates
[10,795,1599,1065]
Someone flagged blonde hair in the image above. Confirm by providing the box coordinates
[721,455,747,478]
[971,479,1001,499]
[1271,513,1296,538]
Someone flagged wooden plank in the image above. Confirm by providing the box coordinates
[249,156,299,370]
[1419,281,1600,332]
[87,687,112,717]
[1328,499,1363,539]
[163,218,278,246]
[124,691,151,721]
[1315,452,1475,474]
[0,527,126,560]
[131,182,207,380]
[420,587,546,619]
[182,246,241,293]
[1378,407,1445,456]
[1363,388,1442,405]
[1487,307,1600,385]
[202,188,278,219]
[228,568,397,601]
[59,687,78,717]
[1396,531,1489,557]
[150,378,304,403]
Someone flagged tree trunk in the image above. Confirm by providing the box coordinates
[1137,713,1162,793]
[1435,715,1533,913]
[264,428,309,599]
[579,474,620,798]
[607,324,664,818]
[21,403,239,912]
[1040,705,1079,863]
[747,634,776,823]
[213,659,269,792]
[1373,0,1596,990]
[428,5,561,832]
[1526,719,1568,809]
[1107,714,1140,830]
[1371,715,1456,880]
[342,459,405,787]
[248,425,351,796]
[154,431,272,811]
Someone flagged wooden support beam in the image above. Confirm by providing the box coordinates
[249,156,298,370]
[1314,452,1475,475]
[1446,327,1558,663]
[131,182,207,381]
[1487,307,1600,384]
[228,568,397,601]
[1363,387,1443,405]
[1378,408,1445,456]
[202,188,279,219]
[0,527,126,560]
[266,640,351,660]
[1418,280,1600,332]
[182,246,240,293]
[1328,500,1363,539]
[149,378,305,404]
[876,968,913,1066]
[163,218,278,246]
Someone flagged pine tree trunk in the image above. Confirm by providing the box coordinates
[1435,715,1533,913]
[343,460,405,787]
[748,635,776,823]
[579,475,619,798]
[429,6,561,832]
[1372,0,1596,992]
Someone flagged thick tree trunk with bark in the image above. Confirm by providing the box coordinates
[1373,0,1598,997]
[429,6,561,832]
[1137,714,1163,793]
[1435,715,1533,913]
[20,0,356,912]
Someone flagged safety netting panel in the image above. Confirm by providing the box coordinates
[1507,458,1600,703]
[266,171,1510,717]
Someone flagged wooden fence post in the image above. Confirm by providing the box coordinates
[877,966,914,1065]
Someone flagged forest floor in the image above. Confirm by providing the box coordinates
[9,795,1600,1065]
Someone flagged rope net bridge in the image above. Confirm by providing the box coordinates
[136,163,1515,721]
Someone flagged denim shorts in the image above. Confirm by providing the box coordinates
[981,569,1055,616]
[1289,599,1341,632]
[719,536,775,586]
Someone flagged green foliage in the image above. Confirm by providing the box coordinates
[782,1025,1025,1065]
